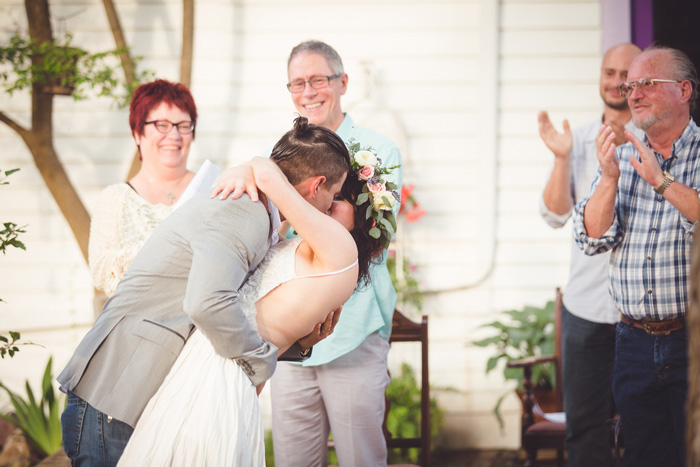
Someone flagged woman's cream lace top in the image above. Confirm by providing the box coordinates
[89,183,174,297]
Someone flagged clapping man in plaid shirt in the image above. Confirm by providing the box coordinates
[574,46,700,467]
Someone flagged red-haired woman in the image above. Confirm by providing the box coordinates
[89,79,217,297]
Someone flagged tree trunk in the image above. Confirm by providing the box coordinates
[688,229,700,465]
[180,0,194,88]
[19,0,91,263]
[101,0,141,180]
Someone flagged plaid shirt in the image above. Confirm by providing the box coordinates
[573,120,700,320]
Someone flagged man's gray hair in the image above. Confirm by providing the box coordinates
[288,40,344,75]
[648,45,699,112]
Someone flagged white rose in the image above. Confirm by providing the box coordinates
[354,150,378,167]
[372,190,397,211]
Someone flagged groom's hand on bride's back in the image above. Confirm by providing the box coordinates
[298,306,342,352]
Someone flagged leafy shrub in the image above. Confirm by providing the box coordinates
[385,362,444,464]
[0,357,65,456]
[471,300,556,428]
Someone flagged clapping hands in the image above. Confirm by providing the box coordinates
[597,124,664,188]
[538,110,573,159]
[624,129,665,188]
[596,125,621,181]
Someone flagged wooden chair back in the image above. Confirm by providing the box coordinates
[384,309,430,467]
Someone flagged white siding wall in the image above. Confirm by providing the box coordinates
[0,0,603,450]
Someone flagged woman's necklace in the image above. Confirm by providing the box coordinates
[147,173,188,205]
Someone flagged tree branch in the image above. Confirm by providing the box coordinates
[180,0,194,88]
[101,0,135,86]
[0,111,29,140]
[101,0,141,180]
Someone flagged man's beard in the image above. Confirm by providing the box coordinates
[632,113,656,130]
[632,104,672,131]
[603,95,629,111]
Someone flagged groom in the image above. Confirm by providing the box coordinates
[57,130,350,466]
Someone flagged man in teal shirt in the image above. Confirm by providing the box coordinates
[270,40,403,466]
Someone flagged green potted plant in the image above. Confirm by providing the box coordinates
[0,357,64,460]
[0,33,147,105]
[471,300,556,428]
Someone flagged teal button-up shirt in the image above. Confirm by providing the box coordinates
[302,114,403,366]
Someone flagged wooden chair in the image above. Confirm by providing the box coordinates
[384,309,431,467]
[507,288,566,467]
[507,288,624,466]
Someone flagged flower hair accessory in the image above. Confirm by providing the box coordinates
[347,140,401,249]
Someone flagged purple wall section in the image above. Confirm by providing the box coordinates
[601,0,632,53]
[632,0,654,49]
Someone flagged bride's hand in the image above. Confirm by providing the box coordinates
[211,164,260,201]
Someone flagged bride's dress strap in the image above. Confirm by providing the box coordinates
[295,259,358,279]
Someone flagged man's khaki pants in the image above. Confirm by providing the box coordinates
[271,333,390,467]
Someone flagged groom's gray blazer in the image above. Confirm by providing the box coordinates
[58,192,278,427]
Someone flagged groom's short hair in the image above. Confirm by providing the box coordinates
[270,116,350,185]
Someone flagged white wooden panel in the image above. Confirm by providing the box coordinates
[502,56,600,82]
[496,241,571,265]
[501,83,600,110]
[246,3,480,31]
[409,136,483,163]
[502,2,599,28]
[500,109,602,137]
[1,296,94,330]
[502,30,601,56]
[500,135,558,162]
[500,161,551,186]
[236,30,481,59]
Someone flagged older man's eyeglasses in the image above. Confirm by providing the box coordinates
[286,74,341,93]
[619,78,682,98]
[144,120,195,135]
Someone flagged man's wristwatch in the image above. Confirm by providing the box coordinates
[654,171,675,194]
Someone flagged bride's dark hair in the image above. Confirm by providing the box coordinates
[270,116,350,186]
[341,175,389,289]
[272,116,385,288]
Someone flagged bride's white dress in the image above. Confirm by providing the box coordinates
[118,237,306,467]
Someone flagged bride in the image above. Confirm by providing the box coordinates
[117,116,397,466]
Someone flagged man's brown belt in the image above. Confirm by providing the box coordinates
[620,314,685,336]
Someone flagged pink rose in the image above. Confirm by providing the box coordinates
[368,181,386,193]
[358,165,375,181]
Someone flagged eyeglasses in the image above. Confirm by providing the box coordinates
[619,78,682,98]
[286,74,341,93]
[144,120,195,135]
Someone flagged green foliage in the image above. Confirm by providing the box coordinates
[387,252,424,312]
[0,357,65,456]
[0,331,22,359]
[0,221,26,256]
[0,169,25,289]
[265,430,275,466]
[471,300,556,429]
[0,33,151,106]
[0,168,35,357]
[385,362,445,464]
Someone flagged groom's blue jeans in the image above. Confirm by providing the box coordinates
[61,391,133,466]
